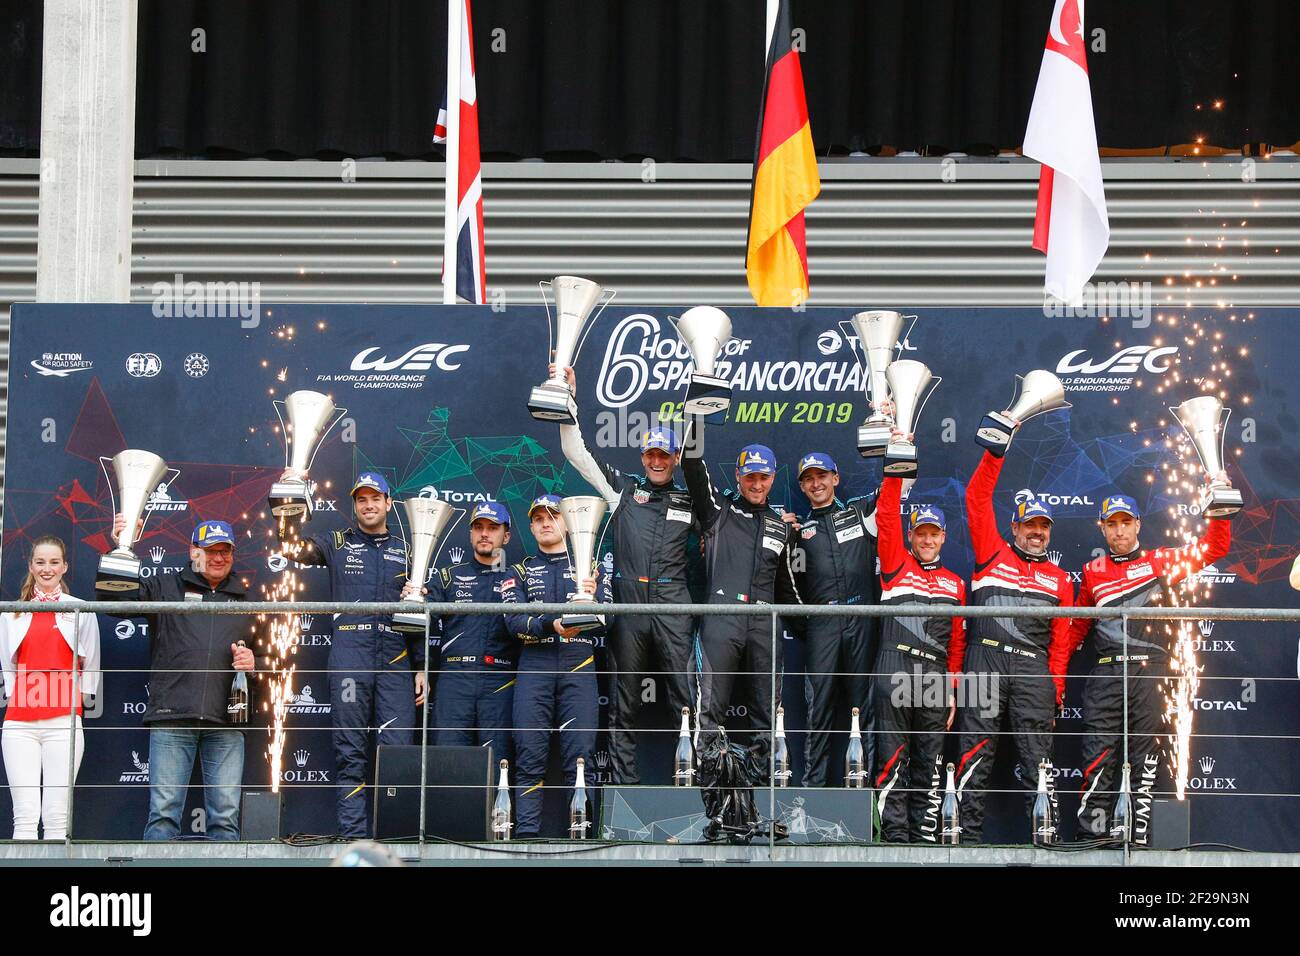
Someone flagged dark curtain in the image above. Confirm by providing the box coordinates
[2,0,1297,160]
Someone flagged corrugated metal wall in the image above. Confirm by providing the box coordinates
[3,157,1299,510]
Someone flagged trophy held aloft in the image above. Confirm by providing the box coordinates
[883,360,940,479]
[675,306,733,418]
[1170,395,1243,518]
[528,276,609,424]
[268,390,347,523]
[96,449,171,592]
[848,310,908,457]
[976,369,1071,456]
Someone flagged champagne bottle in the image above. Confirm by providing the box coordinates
[226,640,249,725]
[491,758,512,841]
[569,757,590,840]
[940,762,961,845]
[1031,759,1056,846]
[1110,762,1133,843]
[673,706,695,786]
[773,706,791,787]
[845,706,867,789]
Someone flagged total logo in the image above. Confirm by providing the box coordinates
[1190,694,1248,712]
[267,552,314,573]
[145,482,189,512]
[120,749,150,783]
[114,619,150,640]
[1014,489,1094,509]
[316,342,470,391]
[30,351,93,377]
[1054,344,1178,393]
[281,748,331,784]
[595,313,864,409]
[286,685,330,715]
[126,353,163,378]
[1013,763,1082,781]
[821,321,919,362]
[1186,755,1237,791]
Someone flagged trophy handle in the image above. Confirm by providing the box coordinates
[910,374,943,440]
[666,314,735,367]
[573,287,617,367]
[394,503,467,571]
[99,456,121,548]
[537,281,615,380]
[271,399,349,472]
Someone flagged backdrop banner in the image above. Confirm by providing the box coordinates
[3,303,1295,846]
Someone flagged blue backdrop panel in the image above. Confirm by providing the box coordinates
[2,304,1295,846]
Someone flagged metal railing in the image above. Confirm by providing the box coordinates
[0,599,1295,857]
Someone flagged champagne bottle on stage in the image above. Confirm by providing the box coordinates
[1032,759,1056,846]
[1110,762,1133,843]
[845,706,867,789]
[492,759,512,841]
[940,762,961,845]
[773,706,791,787]
[569,757,590,840]
[226,640,249,725]
[673,707,695,786]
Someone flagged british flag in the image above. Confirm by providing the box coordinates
[434,0,486,304]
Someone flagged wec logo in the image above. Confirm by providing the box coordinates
[1056,345,1178,376]
[350,343,470,372]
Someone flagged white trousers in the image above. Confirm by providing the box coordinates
[2,716,84,840]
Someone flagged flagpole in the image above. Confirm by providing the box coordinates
[441,0,463,304]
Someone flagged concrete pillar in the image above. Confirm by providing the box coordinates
[36,0,139,302]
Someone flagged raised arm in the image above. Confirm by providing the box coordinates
[1154,517,1232,588]
[965,450,1007,567]
[681,417,723,532]
[876,476,909,581]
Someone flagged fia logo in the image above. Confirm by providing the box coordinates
[126,352,162,377]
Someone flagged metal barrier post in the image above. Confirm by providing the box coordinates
[418,608,431,848]
[1121,611,1130,867]
[769,608,778,859]
[64,609,81,857]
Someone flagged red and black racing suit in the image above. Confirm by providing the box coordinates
[872,475,966,843]
[955,452,1073,843]
[1066,518,1231,844]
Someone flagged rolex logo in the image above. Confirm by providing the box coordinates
[448,546,465,564]
[1199,756,1215,774]
[1197,620,1215,637]
[300,614,314,631]
[294,749,310,768]
[149,546,166,564]
[592,750,611,769]
[1046,550,1064,566]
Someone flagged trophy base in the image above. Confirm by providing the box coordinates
[528,385,577,424]
[269,480,315,521]
[393,605,430,633]
[856,422,892,458]
[683,373,731,418]
[561,610,605,632]
[96,553,142,592]
[882,441,918,478]
[1200,485,1243,519]
[975,411,1017,456]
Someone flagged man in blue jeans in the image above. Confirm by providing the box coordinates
[100,518,258,840]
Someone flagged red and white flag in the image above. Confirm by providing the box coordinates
[434,0,485,304]
[1024,0,1109,306]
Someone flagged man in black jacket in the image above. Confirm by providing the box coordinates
[101,518,257,841]
[683,421,800,751]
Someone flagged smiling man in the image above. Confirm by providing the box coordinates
[1066,487,1235,844]
[277,470,422,840]
[556,366,699,785]
[789,452,880,787]
[683,419,800,754]
[955,438,1074,844]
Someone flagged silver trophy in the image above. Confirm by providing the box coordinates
[848,310,907,457]
[1170,396,1243,518]
[558,495,608,632]
[976,370,1072,454]
[883,361,940,478]
[269,390,347,522]
[528,276,608,423]
[393,493,457,633]
[675,306,733,417]
[97,449,170,591]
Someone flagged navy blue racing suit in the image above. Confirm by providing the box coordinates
[428,560,522,762]
[505,551,612,837]
[297,527,418,839]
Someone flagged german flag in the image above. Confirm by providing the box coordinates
[746,0,820,307]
